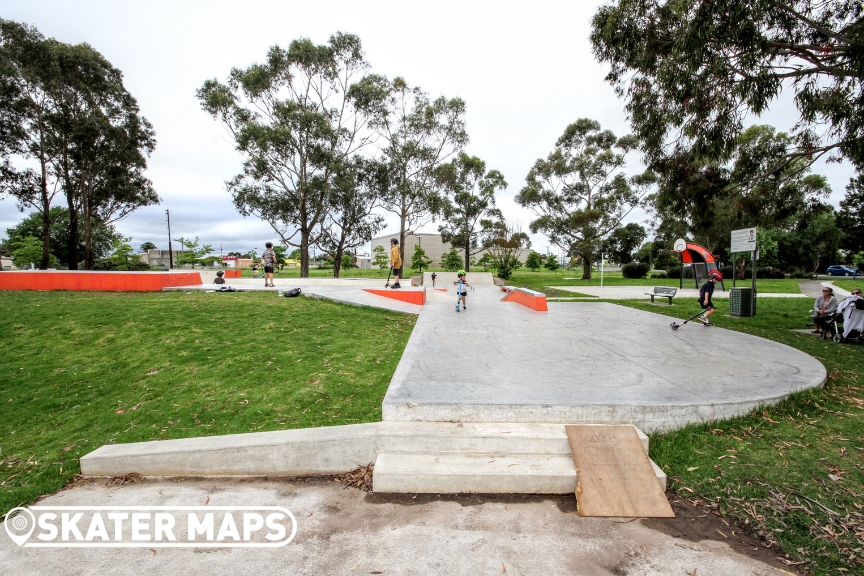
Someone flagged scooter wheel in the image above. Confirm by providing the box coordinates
[670,323,679,331]
[834,334,842,343]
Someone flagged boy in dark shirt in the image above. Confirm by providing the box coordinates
[698,270,723,326]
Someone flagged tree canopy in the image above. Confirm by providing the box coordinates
[590,0,864,171]
[516,118,649,279]
[436,152,506,271]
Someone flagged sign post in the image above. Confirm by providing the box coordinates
[730,228,757,289]
[673,239,687,289]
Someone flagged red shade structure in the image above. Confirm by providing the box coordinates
[673,242,725,290]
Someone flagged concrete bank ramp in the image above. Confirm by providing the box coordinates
[80,421,665,495]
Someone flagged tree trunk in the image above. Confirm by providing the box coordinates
[737,257,747,280]
[84,197,94,270]
[300,233,309,278]
[66,192,78,270]
[39,179,51,270]
[399,213,407,270]
[333,243,344,278]
[582,251,592,280]
[464,245,470,272]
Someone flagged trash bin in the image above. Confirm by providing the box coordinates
[730,287,756,317]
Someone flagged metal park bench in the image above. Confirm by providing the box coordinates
[644,286,677,304]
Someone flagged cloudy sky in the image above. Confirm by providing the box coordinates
[1,1,857,257]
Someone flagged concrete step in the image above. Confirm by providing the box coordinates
[373,451,667,494]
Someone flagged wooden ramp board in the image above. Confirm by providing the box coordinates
[566,425,674,518]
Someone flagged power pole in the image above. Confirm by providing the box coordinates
[166,210,173,269]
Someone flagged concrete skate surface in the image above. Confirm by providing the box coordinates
[0,477,797,576]
[383,287,825,431]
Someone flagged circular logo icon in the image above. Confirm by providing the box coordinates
[4,507,35,546]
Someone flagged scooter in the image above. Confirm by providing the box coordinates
[670,309,709,330]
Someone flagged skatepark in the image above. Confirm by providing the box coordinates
[58,271,825,496]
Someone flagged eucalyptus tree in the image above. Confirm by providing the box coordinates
[0,19,64,269]
[198,33,384,277]
[0,19,157,270]
[516,119,649,280]
[321,157,385,278]
[435,152,506,271]
[590,0,864,171]
[359,76,468,264]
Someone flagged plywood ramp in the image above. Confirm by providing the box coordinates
[566,425,674,518]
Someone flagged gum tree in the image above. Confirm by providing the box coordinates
[436,152,506,271]
[590,0,864,171]
[359,77,468,265]
[516,119,650,280]
[197,33,384,277]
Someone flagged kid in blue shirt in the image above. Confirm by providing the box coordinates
[455,271,469,312]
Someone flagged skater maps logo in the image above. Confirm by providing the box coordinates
[4,506,296,548]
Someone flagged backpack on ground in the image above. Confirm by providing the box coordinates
[284,288,301,297]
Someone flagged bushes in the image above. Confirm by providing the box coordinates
[650,272,667,279]
[757,266,786,279]
[666,266,681,279]
[622,262,650,279]
[719,266,734,280]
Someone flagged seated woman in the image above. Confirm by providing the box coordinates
[813,287,837,333]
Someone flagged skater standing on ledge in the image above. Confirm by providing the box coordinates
[389,238,402,289]
[698,270,723,326]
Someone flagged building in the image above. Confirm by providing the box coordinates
[141,249,183,267]
[370,232,531,270]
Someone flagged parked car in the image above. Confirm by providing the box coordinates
[826,265,859,276]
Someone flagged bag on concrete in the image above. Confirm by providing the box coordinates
[218,286,236,292]
[284,288,301,297]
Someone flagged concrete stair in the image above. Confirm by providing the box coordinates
[371,423,666,494]
[373,453,579,494]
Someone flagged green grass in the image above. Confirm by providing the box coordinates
[505,269,805,294]
[0,291,414,515]
[832,279,864,292]
[600,297,863,575]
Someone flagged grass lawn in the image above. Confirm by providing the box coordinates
[832,279,864,292]
[0,291,414,516]
[506,269,805,295]
[597,297,863,574]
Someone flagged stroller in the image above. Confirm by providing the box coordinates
[821,298,864,343]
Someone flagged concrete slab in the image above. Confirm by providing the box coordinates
[0,478,796,576]
[382,290,826,432]
[549,285,808,299]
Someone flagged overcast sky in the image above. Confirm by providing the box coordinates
[1,1,857,257]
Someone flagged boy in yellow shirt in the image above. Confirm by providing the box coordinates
[389,238,402,289]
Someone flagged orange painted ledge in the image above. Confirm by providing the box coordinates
[223,270,243,278]
[0,271,202,292]
[363,288,426,305]
[501,286,548,312]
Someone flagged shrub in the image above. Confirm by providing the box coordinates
[650,272,667,279]
[719,266,734,280]
[757,266,786,279]
[622,262,650,279]
[666,266,681,279]
[789,270,815,279]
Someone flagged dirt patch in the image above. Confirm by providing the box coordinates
[641,492,803,574]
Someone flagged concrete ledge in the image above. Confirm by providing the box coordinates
[0,271,202,292]
[381,396,813,434]
[224,269,242,278]
[500,286,548,312]
[79,421,650,478]
[363,287,426,305]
